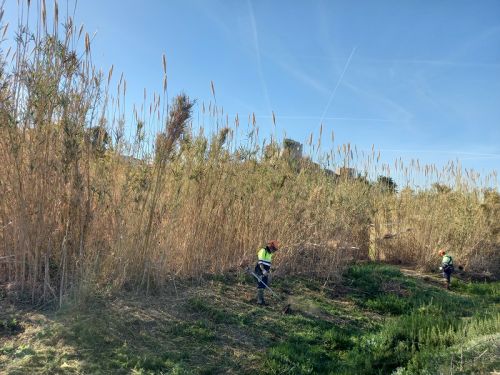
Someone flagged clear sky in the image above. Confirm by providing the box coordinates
[2,0,500,182]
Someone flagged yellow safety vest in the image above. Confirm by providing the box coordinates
[257,247,273,268]
[442,255,453,266]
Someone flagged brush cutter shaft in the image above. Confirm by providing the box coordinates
[250,270,279,298]
[243,266,290,313]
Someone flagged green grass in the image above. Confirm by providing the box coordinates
[264,264,499,375]
[1,264,498,374]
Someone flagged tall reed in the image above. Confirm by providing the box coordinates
[0,2,498,305]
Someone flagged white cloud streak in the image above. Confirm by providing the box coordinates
[341,79,414,129]
[247,0,272,117]
[270,57,331,96]
[292,56,500,69]
[376,148,500,159]
[245,114,392,122]
[318,47,357,126]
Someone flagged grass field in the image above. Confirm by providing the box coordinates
[1,263,498,374]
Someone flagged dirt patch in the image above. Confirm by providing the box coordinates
[400,268,445,287]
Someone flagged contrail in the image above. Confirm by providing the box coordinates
[377,148,500,158]
[319,46,357,126]
[292,56,500,68]
[248,0,272,118]
[230,114,392,122]
[460,155,500,160]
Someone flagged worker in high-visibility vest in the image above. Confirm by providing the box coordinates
[255,240,279,305]
[438,249,454,290]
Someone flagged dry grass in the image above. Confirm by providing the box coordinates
[370,185,500,276]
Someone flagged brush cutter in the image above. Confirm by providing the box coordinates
[243,266,291,314]
[250,270,279,297]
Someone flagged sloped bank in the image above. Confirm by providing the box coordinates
[0,263,498,374]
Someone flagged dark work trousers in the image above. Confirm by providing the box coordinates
[255,264,269,289]
[443,269,452,283]
[257,274,269,289]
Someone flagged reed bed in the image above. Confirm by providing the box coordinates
[0,2,498,304]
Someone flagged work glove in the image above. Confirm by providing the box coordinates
[439,267,443,271]
[262,270,269,276]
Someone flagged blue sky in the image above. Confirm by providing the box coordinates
[3,0,500,183]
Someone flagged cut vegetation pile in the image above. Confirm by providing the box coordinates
[1,263,499,374]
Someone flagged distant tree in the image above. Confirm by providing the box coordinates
[376,175,397,193]
[85,125,110,157]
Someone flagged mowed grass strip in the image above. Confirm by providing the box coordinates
[1,263,498,374]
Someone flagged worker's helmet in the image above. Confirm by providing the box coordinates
[267,240,280,251]
[438,249,446,256]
